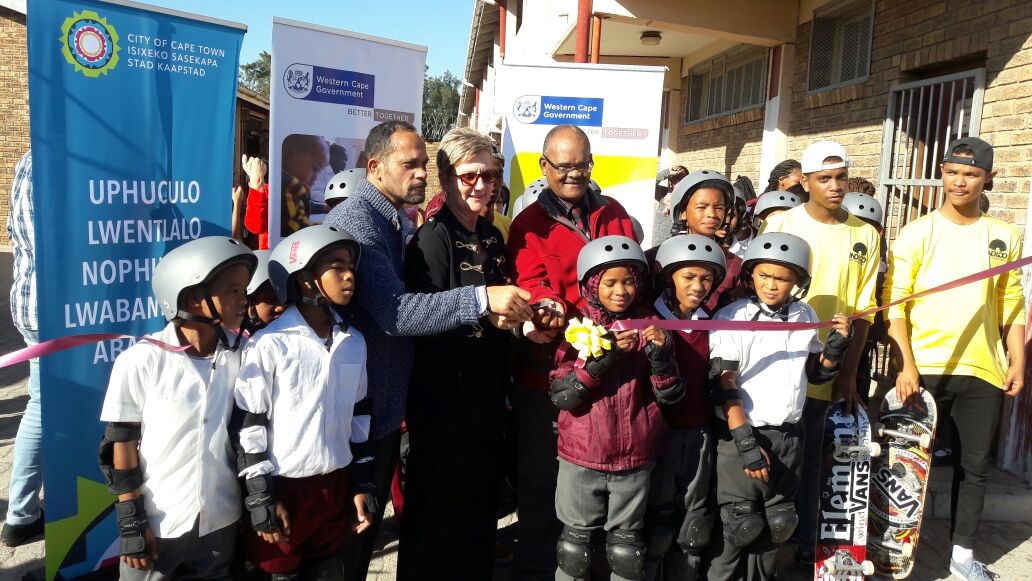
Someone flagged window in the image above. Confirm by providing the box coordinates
[682,46,768,123]
[808,0,874,92]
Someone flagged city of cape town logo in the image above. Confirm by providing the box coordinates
[60,10,120,77]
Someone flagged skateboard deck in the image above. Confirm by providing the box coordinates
[867,388,937,579]
[815,400,876,580]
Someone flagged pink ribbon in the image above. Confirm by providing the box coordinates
[612,254,1032,332]
[0,333,189,369]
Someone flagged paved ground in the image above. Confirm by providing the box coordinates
[0,243,1030,579]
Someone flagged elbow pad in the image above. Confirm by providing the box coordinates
[550,374,594,410]
[654,378,685,406]
[98,423,143,495]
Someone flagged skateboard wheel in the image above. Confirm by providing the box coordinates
[902,542,914,558]
[919,433,932,449]
[826,561,838,574]
[862,560,875,575]
[868,442,882,456]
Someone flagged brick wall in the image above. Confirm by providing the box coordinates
[675,108,765,182]
[0,8,29,249]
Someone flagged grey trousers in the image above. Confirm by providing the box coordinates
[645,427,714,581]
[119,520,236,581]
[555,458,651,581]
[708,423,802,581]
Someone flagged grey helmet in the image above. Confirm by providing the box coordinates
[526,177,549,196]
[577,235,647,282]
[752,191,803,228]
[153,236,257,322]
[324,168,367,205]
[247,250,272,295]
[269,224,361,305]
[629,216,645,243]
[512,177,549,218]
[654,234,727,287]
[742,232,812,300]
[842,192,884,227]
[670,170,735,217]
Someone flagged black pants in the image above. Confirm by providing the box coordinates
[510,387,562,581]
[340,429,401,581]
[922,375,1003,548]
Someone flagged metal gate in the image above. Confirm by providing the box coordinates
[878,69,986,242]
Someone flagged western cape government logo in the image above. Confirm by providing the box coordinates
[60,10,120,77]
[513,95,604,127]
[283,63,374,108]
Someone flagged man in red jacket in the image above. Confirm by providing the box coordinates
[506,124,637,580]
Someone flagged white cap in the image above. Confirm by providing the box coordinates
[801,140,850,173]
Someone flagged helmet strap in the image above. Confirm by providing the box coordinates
[298,272,344,350]
[748,295,791,322]
[176,285,240,351]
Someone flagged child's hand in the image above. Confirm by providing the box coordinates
[257,502,291,544]
[831,313,851,339]
[613,329,638,351]
[642,325,665,349]
[353,493,374,534]
[122,529,159,571]
[744,448,772,483]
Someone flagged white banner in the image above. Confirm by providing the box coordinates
[269,17,427,245]
[499,62,665,243]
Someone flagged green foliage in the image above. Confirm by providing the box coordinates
[239,51,271,98]
[422,70,461,141]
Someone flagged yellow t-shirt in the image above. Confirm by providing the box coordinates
[491,211,512,242]
[761,205,881,400]
[883,211,1025,387]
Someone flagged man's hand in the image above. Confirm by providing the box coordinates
[232,184,246,204]
[353,494,373,535]
[257,502,291,544]
[894,364,921,406]
[241,154,267,190]
[1004,362,1025,397]
[521,321,560,344]
[486,286,533,323]
[122,529,158,571]
[532,299,566,330]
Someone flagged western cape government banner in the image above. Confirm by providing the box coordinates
[499,62,665,244]
[26,1,244,577]
[268,18,427,246]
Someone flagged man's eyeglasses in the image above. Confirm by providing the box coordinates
[541,154,594,176]
[453,171,500,187]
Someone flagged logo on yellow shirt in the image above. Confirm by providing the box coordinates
[989,239,1008,261]
[849,242,869,264]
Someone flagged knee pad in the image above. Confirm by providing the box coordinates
[676,507,715,552]
[606,529,645,580]
[766,503,799,544]
[556,526,593,578]
[720,500,765,548]
[645,504,677,559]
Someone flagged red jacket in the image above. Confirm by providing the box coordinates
[652,298,712,430]
[507,191,636,390]
[549,313,679,472]
[244,184,270,249]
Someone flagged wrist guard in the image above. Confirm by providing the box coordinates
[645,332,676,376]
[244,475,280,533]
[115,497,149,558]
[822,328,850,362]
[352,470,381,516]
[582,342,625,378]
[730,425,768,472]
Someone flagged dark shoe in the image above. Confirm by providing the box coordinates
[794,544,816,566]
[1,514,44,547]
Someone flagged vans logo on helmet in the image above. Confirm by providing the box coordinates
[989,238,1008,260]
[849,242,868,264]
[289,241,301,264]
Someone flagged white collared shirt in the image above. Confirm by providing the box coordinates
[709,298,823,427]
[653,295,709,329]
[100,323,243,539]
[235,306,370,479]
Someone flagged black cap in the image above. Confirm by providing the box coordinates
[942,137,993,171]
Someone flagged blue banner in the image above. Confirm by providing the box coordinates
[511,95,605,126]
[27,1,244,578]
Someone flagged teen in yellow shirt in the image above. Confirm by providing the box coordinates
[883,137,1024,580]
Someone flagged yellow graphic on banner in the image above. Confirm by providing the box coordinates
[508,151,656,210]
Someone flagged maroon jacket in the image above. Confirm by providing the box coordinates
[652,298,713,430]
[549,313,680,472]
[508,191,637,390]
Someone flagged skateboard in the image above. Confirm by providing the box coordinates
[814,400,877,580]
[867,388,937,579]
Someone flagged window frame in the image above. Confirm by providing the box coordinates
[682,45,769,124]
[806,0,875,95]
